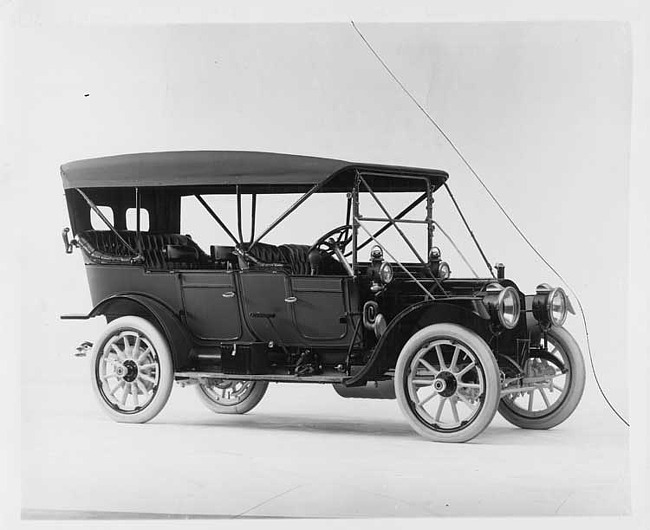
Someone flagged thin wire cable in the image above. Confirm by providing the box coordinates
[433,221,479,278]
[351,20,629,427]
[444,183,494,277]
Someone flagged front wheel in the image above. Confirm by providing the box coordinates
[90,316,174,423]
[394,323,501,443]
[498,326,585,430]
[196,379,269,414]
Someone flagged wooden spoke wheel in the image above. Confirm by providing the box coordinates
[91,316,173,423]
[395,324,501,443]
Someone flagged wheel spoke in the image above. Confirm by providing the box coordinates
[123,335,133,359]
[139,373,155,385]
[135,379,148,396]
[138,363,157,371]
[111,343,126,361]
[456,392,477,410]
[132,335,141,360]
[417,390,438,408]
[539,387,551,408]
[435,345,446,370]
[132,383,139,408]
[109,380,125,398]
[434,397,447,423]
[527,391,534,412]
[450,398,460,424]
[418,359,439,376]
[449,346,460,372]
[104,357,121,369]
[120,383,131,407]
[456,362,476,377]
[552,383,565,392]
[136,346,151,364]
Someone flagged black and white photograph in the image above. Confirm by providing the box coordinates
[2,1,648,528]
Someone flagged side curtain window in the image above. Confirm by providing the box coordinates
[126,207,150,231]
[90,206,115,230]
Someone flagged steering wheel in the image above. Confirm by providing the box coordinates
[308,224,354,258]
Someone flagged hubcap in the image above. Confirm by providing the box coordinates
[121,360,139,382]
[96,329,160,414]
[435,371,458,397]
[406,339,486,432]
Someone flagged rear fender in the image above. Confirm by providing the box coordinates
[89,294,193,370]
[345,299,491,387]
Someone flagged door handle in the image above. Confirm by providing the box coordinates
[222,291,236,298]
[284,296,297,304]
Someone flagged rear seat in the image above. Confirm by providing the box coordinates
[77,230,210,269]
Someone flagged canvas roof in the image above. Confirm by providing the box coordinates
[61,151,448,193]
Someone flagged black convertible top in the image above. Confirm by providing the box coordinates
[60,151,448,193]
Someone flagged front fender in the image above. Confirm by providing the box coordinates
[345,299,491,387]
[88,293,194,370]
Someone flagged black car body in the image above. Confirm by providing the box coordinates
[61,151,585,442]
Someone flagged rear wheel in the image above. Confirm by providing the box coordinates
[196,379,269,414]
[394,323,501,443]
[498,326,585,429]
[90,316,174,423]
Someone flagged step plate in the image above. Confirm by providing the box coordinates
[175,371,347,384]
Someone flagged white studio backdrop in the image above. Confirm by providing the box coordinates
[12,22,630,428]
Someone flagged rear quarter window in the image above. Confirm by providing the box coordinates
[90,206,114,230]
[126,207,150,231]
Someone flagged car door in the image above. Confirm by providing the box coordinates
[179,271,242,340]
[287,275,353,344]
[238,269,301,344]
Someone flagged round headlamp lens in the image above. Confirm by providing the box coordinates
[549,288,567,327]
[379,262,394,283]
[498,286,521,329]
[438,261,450,280]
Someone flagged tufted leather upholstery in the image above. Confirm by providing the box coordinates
[77,230,347,274]
[245,242,346,275]
[77,230,210,269]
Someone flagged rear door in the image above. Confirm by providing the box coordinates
[179,271,242,340]
[238,270,301,344]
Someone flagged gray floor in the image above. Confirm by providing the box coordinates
[21,354,630,519]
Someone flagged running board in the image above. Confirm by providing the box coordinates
[175,371,347,384]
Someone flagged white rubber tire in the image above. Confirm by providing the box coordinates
[498,326,585,430]
[394,323,501,443]
[196,380,269,414]
[90,316,174,423]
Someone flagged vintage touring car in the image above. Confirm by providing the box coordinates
[60,151,585,442]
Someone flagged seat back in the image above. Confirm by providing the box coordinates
[77,230,209,269]
[245,242,345,275]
